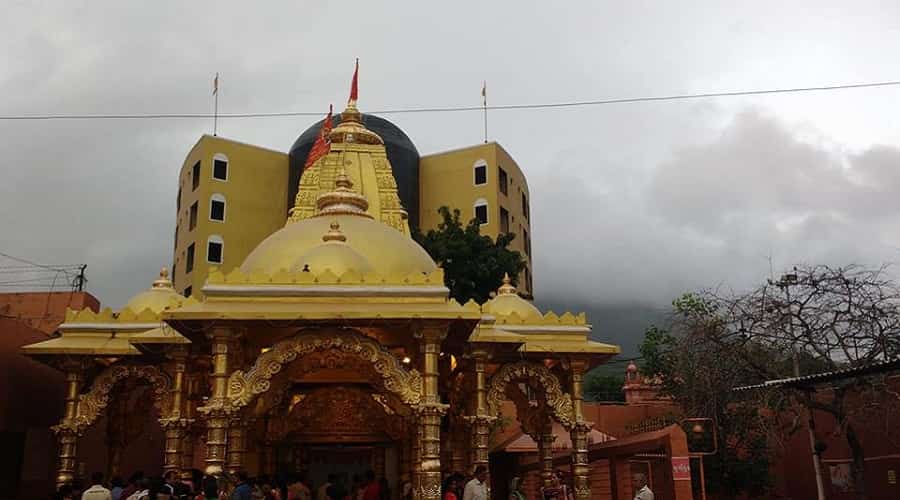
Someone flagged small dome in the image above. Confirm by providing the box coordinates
[482,273,542,320]
[292,221,374,275]
[123,268,185,314]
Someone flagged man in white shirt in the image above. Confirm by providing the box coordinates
[632,473,654,500]
[82,472,112,500]
[463,465,489,500]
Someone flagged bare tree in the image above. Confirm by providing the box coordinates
[706,265,900,500]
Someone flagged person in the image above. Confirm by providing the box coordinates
[110,477,125,500]
[326,477,347,500]
[287,473,311,500]
[442,475,461,500]
[361,471,380,500]
[377,478,389,500]
[508,477,524,500]
[82,472,112,500]
[350,475,363,500]
[196,476,220,500]
[400,479,412,500]
[56,484,76,500]
[631,473,654,500]
[317,474,335,500]
[462,466,488,500]
[121,472,145,500]
[541,471,572,500]
[233,471,253,500]
[125,478,150,500]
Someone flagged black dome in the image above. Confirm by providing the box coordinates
[288,113,420,230]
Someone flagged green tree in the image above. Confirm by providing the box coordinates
[639,295,785,498]
[583,370,626,402]
[414,206,526,304]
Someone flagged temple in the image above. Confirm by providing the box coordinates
[20,65,695,500]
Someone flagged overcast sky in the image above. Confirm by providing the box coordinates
[2,1,900,309]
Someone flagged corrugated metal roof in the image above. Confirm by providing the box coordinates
[732,357,900,392]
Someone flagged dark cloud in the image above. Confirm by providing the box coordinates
[2,1,900,308]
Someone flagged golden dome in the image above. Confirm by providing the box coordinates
[482,273,542,320]
[292,221,374,275]
[242,176,435,276]
[123,267,185,314]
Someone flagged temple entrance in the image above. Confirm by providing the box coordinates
[274,443,400,492]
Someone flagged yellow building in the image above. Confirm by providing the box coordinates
[174,112,532,298]
[420,143,533,294]
[173,135,288,296]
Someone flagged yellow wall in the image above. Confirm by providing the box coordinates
[419,142,533,294]
[172,135,288,297]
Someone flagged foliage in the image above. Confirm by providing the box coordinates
[414,206,526,304]
[639,295,786,497]
[583,370,625,402]
[672,265,900,500]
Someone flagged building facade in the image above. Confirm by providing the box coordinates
[172,114,532,298]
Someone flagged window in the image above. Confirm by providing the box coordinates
[521,192,529,219]
[189,202,198,230]
[186,243,195,273]
[523,268,529,292]
[500,207,510,234]
[212,154,228,181]
[474,199,488,225]
[207,235,224,264]
[176,186,182,210]
[171,262,177,282]
[524,228,531,256]
[184,286,192,298]
[191,161,201,191]
[499,167,508,195]
[474,161,487,185]
[174,226,179,251]
[210,193,226,222]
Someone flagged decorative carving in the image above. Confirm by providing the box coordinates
[227,330,422,409]
[268,386,405,442]
[486,361,575,429]
[75,364,172,430]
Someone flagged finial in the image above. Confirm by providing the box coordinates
[314,168,373,219]
[322,221,348,242]
[497,273,517,295]
[152,267,174,289]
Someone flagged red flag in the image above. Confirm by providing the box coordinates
[349,58,359,103]
[304,105,333,170]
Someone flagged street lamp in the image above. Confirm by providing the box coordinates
[683,418,717,500]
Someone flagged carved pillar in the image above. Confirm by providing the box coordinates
[450,425,467,474]
[568,361,591,500]
[416,326,448,500]
[537,421,555,489]
[465,350,495,477]
[411,420,421,500]
[181,373,198,479]
[201,327,234,475]
[225,416,248,474]
[55,368,83,488]
[162,348,189,475]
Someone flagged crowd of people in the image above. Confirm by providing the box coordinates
[54,468,393,500]
[54,464,645,500]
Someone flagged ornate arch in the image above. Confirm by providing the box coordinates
[486,361,575,429]
[75,364,172,430]
[227,330,422,409]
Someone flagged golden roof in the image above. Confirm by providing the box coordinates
[242,174,435,277]
[123,267,185,314]
[482,273,542,320]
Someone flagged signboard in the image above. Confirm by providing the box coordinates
[672,456,691,480]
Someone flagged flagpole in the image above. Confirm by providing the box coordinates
[213,72,219,136]
[482,80,488,143]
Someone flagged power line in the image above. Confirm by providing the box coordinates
[1,80,898,121]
